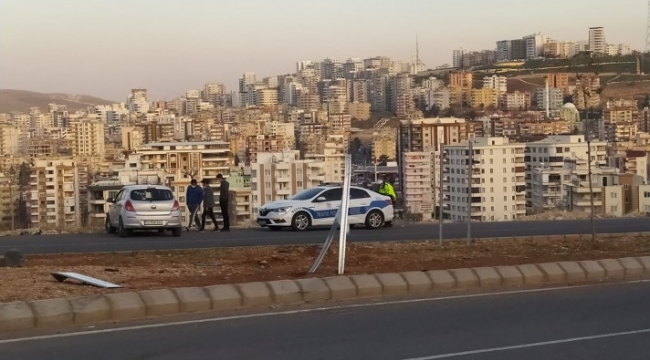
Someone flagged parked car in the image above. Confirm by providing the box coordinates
[256,185,394,231]
[105,185,183,237]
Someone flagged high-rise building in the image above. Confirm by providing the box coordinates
[443,137,526,222]
[482,75,508,93]
[523,33,547,59]
[29,159,82,228]
[588,27,606,54]
[69,119,105,158]
[0,125,24,156]
[496,41,511,62]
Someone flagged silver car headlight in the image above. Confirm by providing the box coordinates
[273,207,292,214]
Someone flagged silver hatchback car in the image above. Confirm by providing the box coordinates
[105,185,183,237]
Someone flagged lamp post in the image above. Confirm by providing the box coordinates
[8,165,16,232]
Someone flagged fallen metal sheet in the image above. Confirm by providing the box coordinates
[51,272,122,288]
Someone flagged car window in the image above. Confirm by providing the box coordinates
[350,188,371,199]
[320,188,343,201]
[114,190,124,202]
[130,188,174,201]
[290,187,324,201]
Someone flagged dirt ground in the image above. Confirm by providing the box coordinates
[2,235,650,303]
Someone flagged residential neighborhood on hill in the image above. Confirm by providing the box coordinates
[1,24,650,232]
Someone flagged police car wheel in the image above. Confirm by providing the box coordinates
[365,210,384,229]
[291,212,311,231]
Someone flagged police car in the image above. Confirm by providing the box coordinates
[256,185,394,231]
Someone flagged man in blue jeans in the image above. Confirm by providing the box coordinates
[185,179,204,232]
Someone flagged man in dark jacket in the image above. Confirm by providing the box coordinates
[185,179,204,232]
[216,174,230,232]
[200,179,219,231]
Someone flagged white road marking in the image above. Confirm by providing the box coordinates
[0,280,647,345]
[399,328,650,359]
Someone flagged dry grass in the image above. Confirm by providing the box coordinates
[2,235,650,303]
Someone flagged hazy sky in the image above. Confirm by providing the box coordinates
[1,0,646,101]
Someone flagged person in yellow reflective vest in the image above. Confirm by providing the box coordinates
[377,179,396,203]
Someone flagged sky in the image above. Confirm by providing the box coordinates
[0,0,647,101]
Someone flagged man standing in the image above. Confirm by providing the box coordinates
[185,179,204,232]
[200,179,219,232]
[216,173,230,232]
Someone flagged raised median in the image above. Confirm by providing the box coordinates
[1,233,650,332]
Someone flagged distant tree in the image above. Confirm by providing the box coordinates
[234,154,240,166]
[378,155,389,166]
[244,147,251,164]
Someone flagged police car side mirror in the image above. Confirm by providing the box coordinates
[315,196,327,202]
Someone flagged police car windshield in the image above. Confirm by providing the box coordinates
[289,187,324,201]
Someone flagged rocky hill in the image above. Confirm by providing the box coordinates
[0,89,115,113]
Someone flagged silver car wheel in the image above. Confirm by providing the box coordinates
[294,214,309,230]
[368,212,383,228]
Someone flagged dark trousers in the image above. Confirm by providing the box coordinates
[219,200,230,230]
[187,204,202,228]
[201,207,219,230]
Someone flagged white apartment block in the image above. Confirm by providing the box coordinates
[68,119,105,158]
[535,87,563,111]
[524,33,546,59]
[29,159,82,228]
[525,135,608,213]
[443,137,526,222]
[304,144,345,183]
[251,151,327,214]
[588,27,606,54]
[482,75,507,93]
[503,91,530,110]
[402,151,436,218]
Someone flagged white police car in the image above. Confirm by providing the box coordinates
[256,185,394,231]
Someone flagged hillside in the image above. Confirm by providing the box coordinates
[0,89,115,113]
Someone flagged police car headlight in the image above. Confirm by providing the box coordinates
[274,207,292,214]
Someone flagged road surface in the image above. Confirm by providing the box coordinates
[1,282,649,359]
[1,217,649,255]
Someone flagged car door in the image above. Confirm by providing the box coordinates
[108,189,124,226]
[311,188,342,226]
[348,187,372,224]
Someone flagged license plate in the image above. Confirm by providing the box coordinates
[144,220,163,225]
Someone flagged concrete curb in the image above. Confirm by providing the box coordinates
[2,255,650,333]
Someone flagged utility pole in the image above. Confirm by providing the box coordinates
[466,140,473,245]
[586,130,596,246]
[439,144,445,245]
[8,166,16,233]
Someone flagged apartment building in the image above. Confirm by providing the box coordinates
[251,151,326,214]
[138,140,232,180]
[524,135,608,213]
[401,151,436,217]
[29,159,81,228]
[0,172,20,229]
[588,27,606,54]
[304,144,345,183]
[502,91,531,110]
[471,88,499,109]
[535,87,563,111]
[229,187,252,226]
[68,119,105,158]
[348,102,371,121]
[449,71,473,105]
[372,129,397,161]
[247,134,290,163]
[443,137,526,222]
[609,150,649,183]
[0,125,24,155]
[482,76,507,93]
[398,117,468,154]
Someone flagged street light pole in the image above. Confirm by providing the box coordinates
[439,144,445,245]
[467,140,473,245]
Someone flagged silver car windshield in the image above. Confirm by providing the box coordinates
[130,189,174,201]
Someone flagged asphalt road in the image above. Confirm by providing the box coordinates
[2,282,650,359]
[1,217,649,255]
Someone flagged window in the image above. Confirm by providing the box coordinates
[297,181,303,188]
[350,188,371,200]
[644,192,650,198]
[318,188,343,202]
[610,192,617,199]
[290,187,324,201]
[610,205,618,212]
